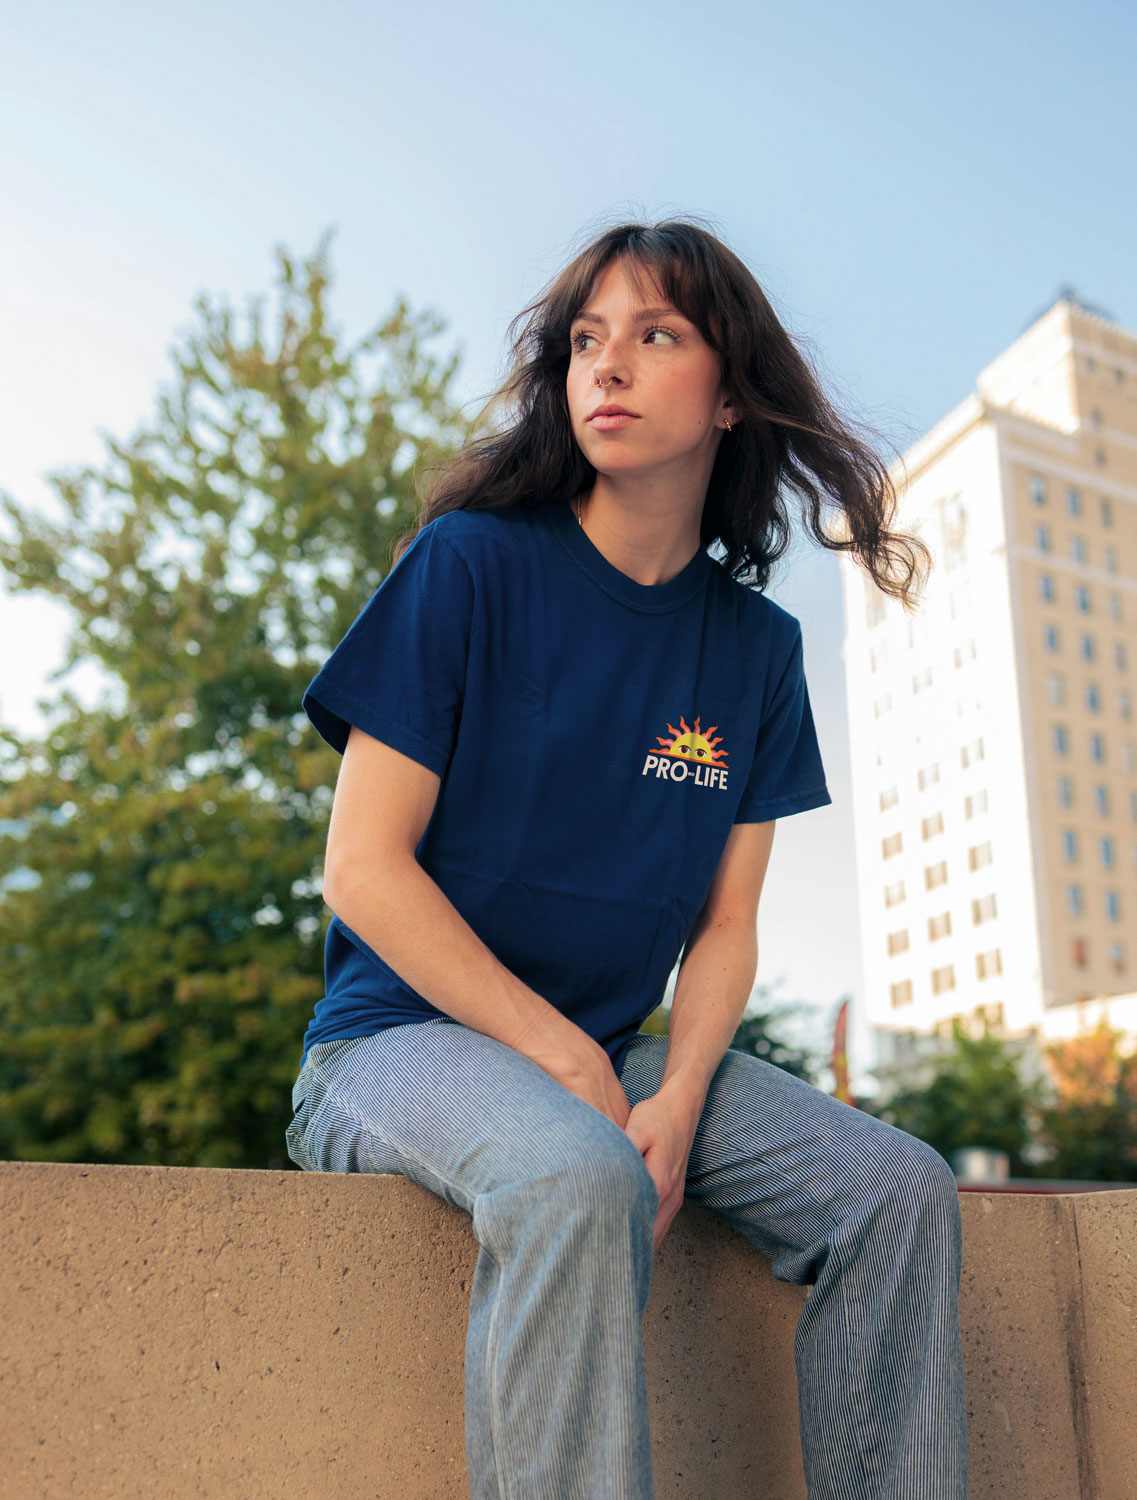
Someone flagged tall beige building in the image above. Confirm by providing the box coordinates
[839,290,1137,1078]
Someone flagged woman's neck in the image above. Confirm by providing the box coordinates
[575,479,703,588]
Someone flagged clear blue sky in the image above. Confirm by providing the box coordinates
[1,0,1134,1091]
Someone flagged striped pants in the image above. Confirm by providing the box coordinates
[285,1017,969,1500]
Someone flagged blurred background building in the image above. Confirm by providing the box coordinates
[841,289,1137,1087]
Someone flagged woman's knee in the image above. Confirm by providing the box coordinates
[545,1125,659,1221]
[860,1124,961,1227]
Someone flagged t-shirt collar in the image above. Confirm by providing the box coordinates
[544,498,713,613]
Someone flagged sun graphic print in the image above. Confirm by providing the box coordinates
[654,715,729,765]
[641,714,732,792]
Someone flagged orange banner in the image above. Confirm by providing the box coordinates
[831,999,853,1105]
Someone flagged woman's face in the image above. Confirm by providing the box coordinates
[565,258,733,482]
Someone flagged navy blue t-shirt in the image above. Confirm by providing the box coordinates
[298,499,831,1072]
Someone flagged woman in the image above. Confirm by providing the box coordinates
[285,218,968,1500]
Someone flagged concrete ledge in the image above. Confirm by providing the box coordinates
[1,1161,1134,1499]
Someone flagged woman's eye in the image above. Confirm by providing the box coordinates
[570,325,678,352]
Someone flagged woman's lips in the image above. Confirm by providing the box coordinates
[588,413,639,431]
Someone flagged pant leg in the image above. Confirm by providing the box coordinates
[620,1033,969,1500]
[285,1019,660,1500]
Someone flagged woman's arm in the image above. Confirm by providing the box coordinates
[658,819,776,1120]
[321,725,632,1125]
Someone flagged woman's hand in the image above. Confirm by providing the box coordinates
[522,1025,632,1129]
[623,1092,701,1254]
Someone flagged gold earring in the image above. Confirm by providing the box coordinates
[724,417,733,432]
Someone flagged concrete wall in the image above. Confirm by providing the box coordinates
[1,1161,1133,1499]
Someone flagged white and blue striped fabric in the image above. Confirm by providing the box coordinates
[287,1018,968,1500]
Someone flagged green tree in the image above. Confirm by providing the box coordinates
[862,1016,1046,1174]
[0,229,473,1168]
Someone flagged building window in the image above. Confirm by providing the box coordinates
[1105,545,1118,571]
[921,811,944,840]
[890,979,913,1009]
[1120,692,1132,723]
[1038,573,1055,603]
[879,785,899,811]
[968,842,993,871]
[884,880,906,907]
[1044,624,1060,653]
[1094,785,1110,817]
[1100,836,1115,870]
[1062,829,1078,862]
[1029,476,1046,505]
[1034,524,1051,551]
[1067,487,1082,515]
[1105,890,1121,922]
[1090,734,1105,764]
[917,764,940,792]
[1073,937,1088,969]
[960,737,985,769]
[1075,585,1091,613]
[866,596,886,629]
[1101,497,1113,527]
[1057,776,1073,808]
[1108,942,1125,974]
[883,832,903,859]
[925,861,948,890]
[1080,634,1095,662]
[1067,884,1083,916]
[931,964,956,994]
[870,640,889,671]
[912,665,933,694]
[1053,724,1069,755]
[964,789,989,818]
[1071,536,1087,563]
[976,949,1003,980]
[874,693,893,719]
[928,912,952,941]
[1086,682,1100,712]
[887,929,910,956]
[972,893,997,924]
[1117,642,1129,671]
[1046,672,1064,706]
[1110,593,1122,623]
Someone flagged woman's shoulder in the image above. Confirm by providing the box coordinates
[417,503,544,568]
[710,558,803,642]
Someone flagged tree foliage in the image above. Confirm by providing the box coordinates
[0,229,474,1167]
[1033,1019,1137,1182]
[862,1016,1047,1175]
[864,1013,1137,1182]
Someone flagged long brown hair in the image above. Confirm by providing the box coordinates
[398,214,930,608]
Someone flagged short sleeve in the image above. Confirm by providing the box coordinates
[734,623,832,823]
[301,522,475,778]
